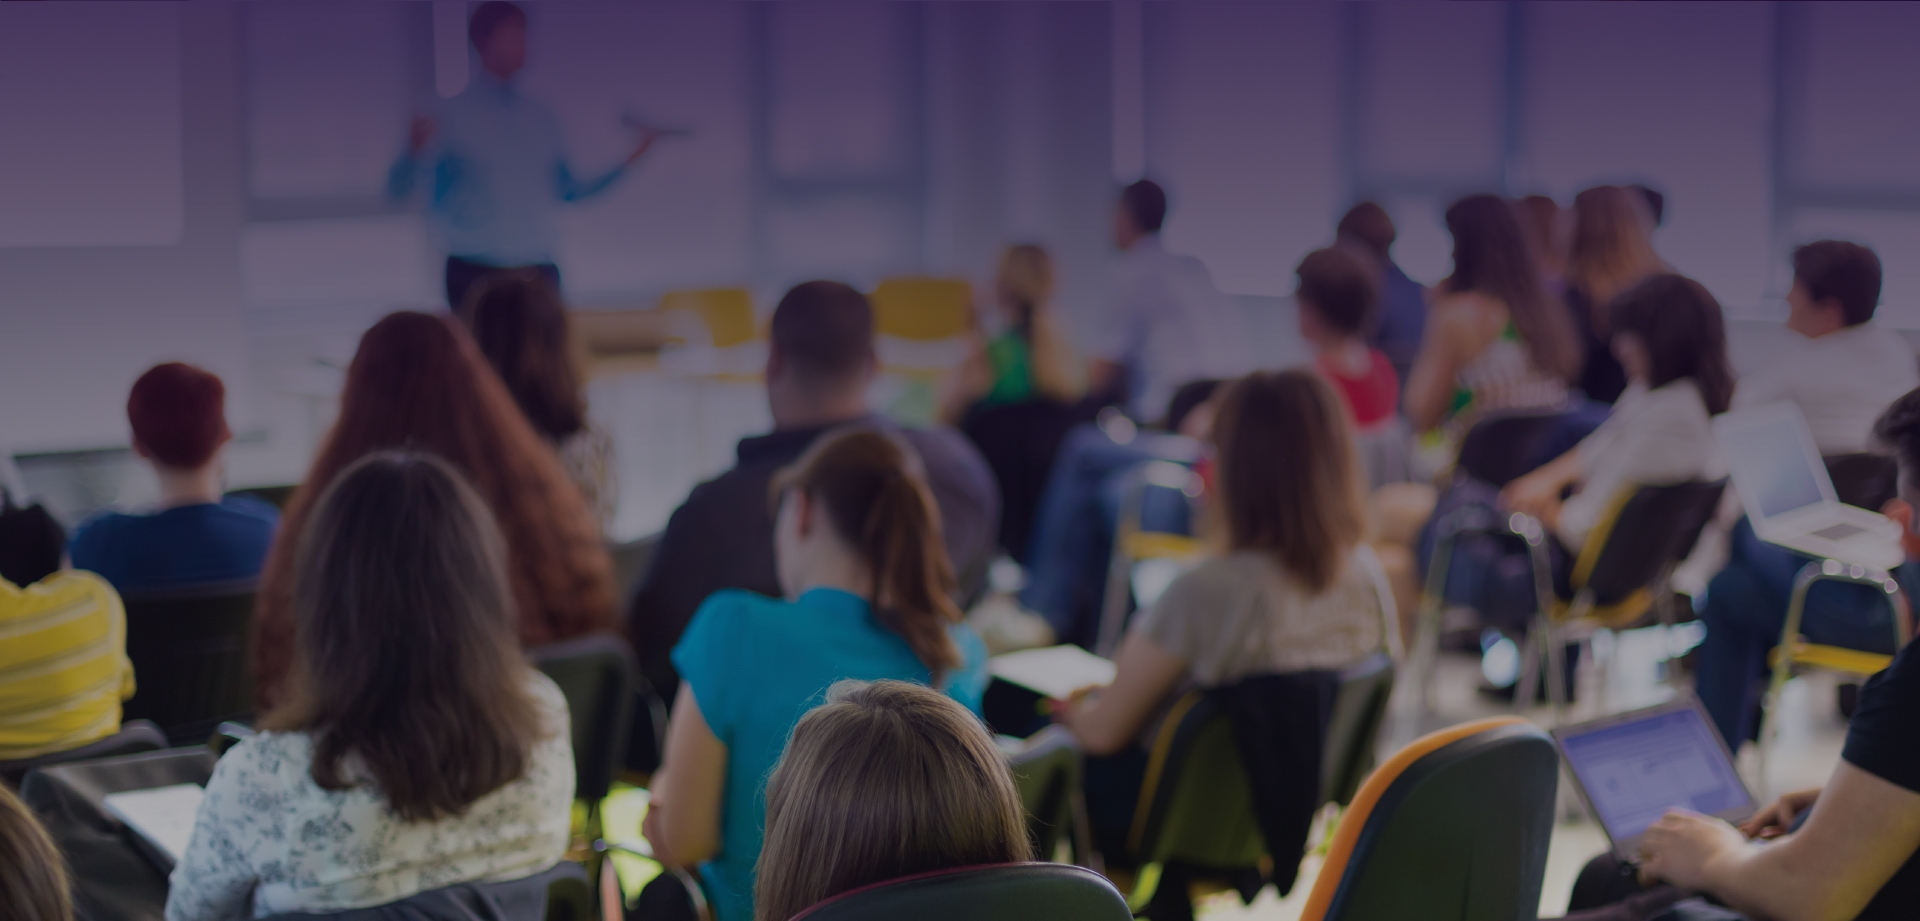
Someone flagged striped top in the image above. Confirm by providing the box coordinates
[0,571,134,760]
[1454,334,1569,418]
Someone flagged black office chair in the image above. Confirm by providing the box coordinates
[1297,717,1558,921]
[0,719,168,788]
[120,579,258,744]
[1513,480,1727,722]
[1319,653,1396,809]
[224,485,298,510]
[260,862,593,921]
[20,747,220,921]
[788,863,1131,921]
[1825,453,1899,512]
[530,632,648,886]
[1453,409,1577,489]
[608,533,661,606]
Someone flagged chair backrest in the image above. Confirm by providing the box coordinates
[261,861,593,921]
[1575,481,1727,606]
[608,533,660,605]
[1825,453,1899,512]
[531,633,638,803]
[0,719,168,788]
[121,580,258,744]
[19,747,220,918]
[1320,653,1396,808]
[225,485,297,510]
[1004,726,1080,861]
[1127,692,1267,871]
[1299,717,1558,921]
[870,277,973,342]
[657,288,759,348]
[1456,410,1573,488]
[790,863,1131,921]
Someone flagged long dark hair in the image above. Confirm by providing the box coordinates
[1210,370,1366,593]
[1609,274,1735,415]
[773,430,961,679]
[460,271,588,443]
[262,451,546,823]
[755,680,1031,921]
[1443,194,1583,383]
[254,311,613,707]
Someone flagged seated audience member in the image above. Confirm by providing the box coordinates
[1404,193,1583,433]
[251,312,614,707]
[1086,179,1252,425]
[942,244,1081,421]
[1436,275,1731,691]
[1569,389,1920,921]
[1562,186,1666,405]
[1733,240,1917,455]
[462,271,619,530]
[166,453,574,919]
[0,784,71,921]
[945,245,1092,563]
[0,507,133,762]
[1336,202,1428,389]
[70,363,278,595]
[627,282,997,701]
[753,680,1031,921]
[1054,370,1388,851]
[642,430,991,921]
[1695,240,1920,748]
[1295,246,1399,431]
[1501,274,1732,552]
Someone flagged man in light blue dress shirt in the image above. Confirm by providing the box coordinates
[388,2,661,309]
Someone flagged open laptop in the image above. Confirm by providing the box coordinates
[1553,697,1755,861]
[1713,402,1903,571]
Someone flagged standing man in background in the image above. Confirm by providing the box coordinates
[388,1,664,309]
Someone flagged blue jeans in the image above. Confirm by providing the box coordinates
[1019,424,1199,648]
[1694,519,1906,748]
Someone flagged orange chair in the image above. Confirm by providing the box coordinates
[1297,716,1558,921]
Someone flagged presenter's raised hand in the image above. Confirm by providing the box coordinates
[408,114,438,154]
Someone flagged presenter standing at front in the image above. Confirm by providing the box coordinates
[389,1,663,310]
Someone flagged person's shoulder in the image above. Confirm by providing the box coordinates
[68,510,134,560]
[522,668,573,733]
[218,495,282,527]
[4,570,120,612]
[214,729,313,789]
[686,588,783,637]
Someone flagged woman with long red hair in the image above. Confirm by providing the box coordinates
[251,311,615,705]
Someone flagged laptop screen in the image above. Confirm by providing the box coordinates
[1719,412,1826,521]
[1558,704,1753,846]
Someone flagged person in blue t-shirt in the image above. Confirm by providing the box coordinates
[70,363,277,595]
[641,429,990,921]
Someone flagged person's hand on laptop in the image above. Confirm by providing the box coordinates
[1638,807,1750,891]
[1741,787,1822,840]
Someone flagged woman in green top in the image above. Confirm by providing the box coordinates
[940,244,1082,422]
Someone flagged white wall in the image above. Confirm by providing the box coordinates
[0,3,251,455]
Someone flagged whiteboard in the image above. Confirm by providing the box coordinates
[0,3,184,247]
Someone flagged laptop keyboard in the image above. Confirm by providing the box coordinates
[1811,522,1868,541]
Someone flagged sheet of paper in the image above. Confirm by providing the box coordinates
[103,783,204,864]
[988,645,1117,700]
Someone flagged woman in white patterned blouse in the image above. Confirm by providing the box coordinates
[165,452,574,920]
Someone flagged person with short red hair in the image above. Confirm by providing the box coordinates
[70,362,279,594]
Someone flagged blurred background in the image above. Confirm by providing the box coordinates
[4,1,1919,541]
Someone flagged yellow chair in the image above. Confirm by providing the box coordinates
[1095,462,1206,657]
[657,288,758,349]
[870,277,973,342]
[1757,559,1909,786]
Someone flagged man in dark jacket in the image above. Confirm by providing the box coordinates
[627,280,999,701]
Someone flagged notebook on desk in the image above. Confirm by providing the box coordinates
[988,645,1116,700]
[102,783,204,874]
[1552,697,1755,862]
[1714,402,1903,571]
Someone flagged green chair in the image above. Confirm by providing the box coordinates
[1296,717,1557,921]
[1119,691,1267,918]
[1003,726,1094,866]
[121,579,258,744]
[1320,653,1395,808]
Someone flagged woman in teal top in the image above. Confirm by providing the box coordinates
[642,429,990,921]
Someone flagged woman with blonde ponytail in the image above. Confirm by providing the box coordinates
[640,428,990,921]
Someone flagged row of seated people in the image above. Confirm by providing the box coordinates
[6,374,1920,921]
